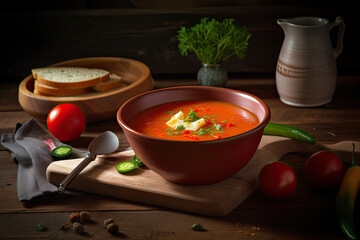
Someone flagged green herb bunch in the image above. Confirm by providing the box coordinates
[177,17,251,64]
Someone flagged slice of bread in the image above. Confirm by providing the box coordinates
[32,67,110,89]
[92,73,122,92]
[34,80,90,96]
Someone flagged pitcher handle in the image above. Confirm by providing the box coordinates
[329,16,345,59]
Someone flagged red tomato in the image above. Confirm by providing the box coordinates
[47,103,86,141]
[259,162,297,199]
[304,151,344,188]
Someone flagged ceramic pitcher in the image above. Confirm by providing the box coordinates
[276,16,345,107]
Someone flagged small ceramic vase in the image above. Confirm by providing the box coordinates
[197,64,228,87]
[276,16,345,107]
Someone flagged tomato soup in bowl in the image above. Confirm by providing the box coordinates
[130,100,259,141]
[117,86,270,185]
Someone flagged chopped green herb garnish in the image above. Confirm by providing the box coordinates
[210,134,218,138]
[165,109,230,139]
[175,125,186,131]
[192,127,224,136]
[214,123,224,130]
[166,111,175,115]
[184,109,200,122]
[36,223,48,232]
[167,129,184,136]
[208,130,225,134]
[203,114,217,119]
[194,128,207,135]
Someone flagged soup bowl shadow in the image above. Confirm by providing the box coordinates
[117,86,271,185]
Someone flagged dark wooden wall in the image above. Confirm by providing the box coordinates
[1,1,356,82]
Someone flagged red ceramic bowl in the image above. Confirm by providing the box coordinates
[117,86,271,185]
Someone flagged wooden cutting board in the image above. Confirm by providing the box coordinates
[46,136,359,216]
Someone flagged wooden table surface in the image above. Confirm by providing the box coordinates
[0,76,359,239]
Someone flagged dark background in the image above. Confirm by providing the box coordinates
[1,0,356,83]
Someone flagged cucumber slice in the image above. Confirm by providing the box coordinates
[52,146,72,160]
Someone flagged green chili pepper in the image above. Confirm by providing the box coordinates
[263,122,316,144]
[116,161,137,173]
[133,155,145,167]
[336,143,360,240]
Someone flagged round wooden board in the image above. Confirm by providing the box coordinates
[18,57,154,123]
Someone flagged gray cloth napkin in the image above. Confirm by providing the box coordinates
[1,118,87,201]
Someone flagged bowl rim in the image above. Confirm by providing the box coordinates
[19,57,151,101]
[117,86,271,143]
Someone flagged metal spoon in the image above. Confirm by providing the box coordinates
[58,131,119,194]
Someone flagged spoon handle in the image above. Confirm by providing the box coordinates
[58,152,96,194]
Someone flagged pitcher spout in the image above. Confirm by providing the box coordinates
[277,19,289,25]
[277,18,290,31]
